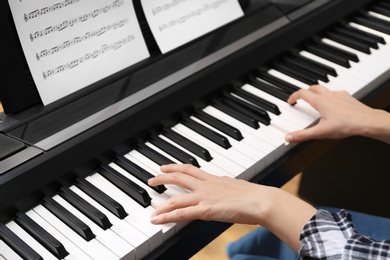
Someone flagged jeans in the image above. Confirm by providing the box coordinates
[226,207,390,260]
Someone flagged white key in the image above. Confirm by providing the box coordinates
[33,205,118,260]
[0,239,23,260]
[267,69,311,89]
[26,209,93,260]
[86,173,164,249]
[6,221,57,260]
[368,11,390,23]
[52,195,135,260]
[69,185,150,260]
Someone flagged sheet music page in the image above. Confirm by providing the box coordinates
[8,0,150,105]
[141,0,244,54]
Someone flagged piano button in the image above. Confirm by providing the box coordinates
[52,196,134,260]
[213,98,259,129]
[335,24,380,48]
[222,92,271,125]
[353,12,390,34]
[163,128,213,161]
[59,186,111,230]
[86,173,165,247]
[75,178,128,219]
[172,124,248,179]
[42,196,95,242]
[15,211,68,259]
[283,56,330,83]
[144,142,181,165]
[291,51,338,76]
[326,30,372,54]
[343,22,386,44]
[26,210,93,260]
[267,69,310,89]
[305,41,351,67]
[155,135,235,178]
[69,185,149,260]
[257,71,300,93]
[136,143,175,166]
[182,117,232,148]
[248,77,291,102]
[99,164,152,207]
[148,136,200,167]
[0,239,23,260]
[33,205,116,260]
[371,4,390,18]
[273,61,319,85]
[6,221,58,260]
[231,87,281,115]
[349,22,390,42]
[0,222,42,260]
[115,155,167,193]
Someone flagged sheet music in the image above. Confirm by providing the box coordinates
[8,0,150,105]
[141,0,244,54]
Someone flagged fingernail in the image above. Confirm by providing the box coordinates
[150,216,159,224]
[147,178,154,185]
[285,134,293,142]
[160,165,167,171]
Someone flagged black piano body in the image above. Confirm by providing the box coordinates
[0,0,389,259]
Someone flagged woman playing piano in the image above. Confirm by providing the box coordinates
[148,85,390,259]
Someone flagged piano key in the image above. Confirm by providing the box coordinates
[335,24,380,48]
[0,222,42,260]
[33,205,117,260]
[353,11,390,34]
[212,98,259,129]
[26,210,93,260]
[52,195,135,260]
[145,136,235,178]
[98,164,152,207]
[42,196,95,241]
[258,71,301,93]
[162,128,213,160]
[290,51,338,76]
[115,154,167,193]
[267,69,311,89]
[326,30,372,54]
[86,173,164,247]
[371,4,390,17]
[15,211,68,259]
[273,61,319,85]
[136,143,175,166]
[305,41,352,67]
[282,55,330,83]
[172,123,250,179]
[182,117,231,149]
[248,77,291,102]
[230,87,281,115]
[0,239,23,260]
[75,178,128,219]
[69,185,150,260]
[349,22,390,42]
[148,135,200,167]
[59,186,112,230]
[6,221,58,260]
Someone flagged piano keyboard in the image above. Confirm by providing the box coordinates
[1,2,390,260]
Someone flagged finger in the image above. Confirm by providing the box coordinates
[160,164,210,180]
[151,193,199,217]
[285,125,325,143]
[308,84,328,94]
[151,204,207,224]
[148,172,197,191]
[287,89,320,110]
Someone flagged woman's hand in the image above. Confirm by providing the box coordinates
[285,85,379,143]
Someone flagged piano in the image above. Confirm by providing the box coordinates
[0,0,389,259]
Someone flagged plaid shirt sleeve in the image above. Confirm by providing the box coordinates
[298,209,390,259]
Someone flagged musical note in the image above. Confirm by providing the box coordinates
[24,0,81,22]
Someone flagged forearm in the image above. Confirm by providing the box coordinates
[359,109,390,144]
[253,187,317,252]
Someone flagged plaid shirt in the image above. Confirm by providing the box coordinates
[299,209,390,259]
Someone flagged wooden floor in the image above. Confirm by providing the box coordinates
[189,173,302,260]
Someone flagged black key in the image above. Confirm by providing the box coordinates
[163,128,213,161]
[371,4,390,17]
[194,110,244,140]
[15,212,69,259]
[98,165,151,207]
[222,92,271,126]
[273,61,319,85]
[75,178,128,219]
[258,71,300,93]
[42,196,95,241]
[136,143,175,166]
[212,98,259,129]
[182,117,231,149]
[115,155,167,193]
[326,30,371,54]
[231,87,281,115]
[353,12,390,35]
[283,55,329,82]
[0,222,42,260]
[305,41,351,67]
[291,51,338,77]
[148,136,200,167]
[59,187,111,230]
[248,77,291,103]
[336,23,381,47]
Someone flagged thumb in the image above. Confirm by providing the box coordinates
[285,126,322,143]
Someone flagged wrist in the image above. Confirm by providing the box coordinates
[360,109,390,144]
